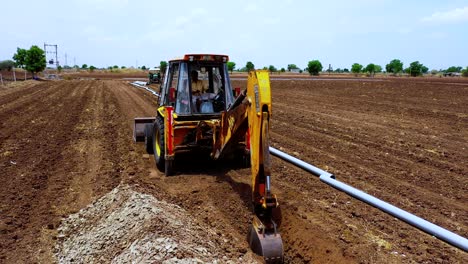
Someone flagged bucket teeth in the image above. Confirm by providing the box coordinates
[248,218,284,263]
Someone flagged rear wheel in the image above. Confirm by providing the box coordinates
[144,123,154,154]
[153,117,165,171]
[165,159,173,176]
[153,116,175,176]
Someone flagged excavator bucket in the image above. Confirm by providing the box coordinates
[248,217,284,263]
[133,117,155,142]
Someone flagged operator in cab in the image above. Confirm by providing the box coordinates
[191,70,206,95]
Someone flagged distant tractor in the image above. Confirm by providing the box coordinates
[147,67,161,84]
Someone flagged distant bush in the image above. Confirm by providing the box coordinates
[0,60,15,71]
[351,63,363,76]
[227,62,236,73]
[246,61,255,72]
[446,66,462,73]
[268,65,277,73]
[405,61,428,77]
[307,60,322,75]
[386,59,403,75]
[462,66,468,77]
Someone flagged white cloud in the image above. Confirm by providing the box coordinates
[421,6,468,23]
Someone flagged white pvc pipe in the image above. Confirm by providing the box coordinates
[130,81,159,97]
[269,147,468,252]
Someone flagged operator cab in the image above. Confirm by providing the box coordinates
[159,54,235,118]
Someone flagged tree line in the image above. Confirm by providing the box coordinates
[226,60,468,77]
[2,46,467,78]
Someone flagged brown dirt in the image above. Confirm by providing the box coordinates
[0,78,466,263]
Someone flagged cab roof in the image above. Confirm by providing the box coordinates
[169,54,229,63]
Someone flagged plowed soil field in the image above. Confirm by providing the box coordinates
[0,78,466,263]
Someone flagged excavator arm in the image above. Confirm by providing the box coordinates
[213,70,283,263]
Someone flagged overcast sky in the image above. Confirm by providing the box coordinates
[2,0,468,70]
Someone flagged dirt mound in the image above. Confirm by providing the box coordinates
[55,184,259,263]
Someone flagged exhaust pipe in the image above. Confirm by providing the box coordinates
[269,147,468,252]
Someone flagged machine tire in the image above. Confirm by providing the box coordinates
[144,123,154,154]
[153,117,165,172]
[165,159,174,176]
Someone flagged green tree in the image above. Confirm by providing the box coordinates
[113,65,119,69]
[386,59,403,75]
[351,63,363,75]
[375,65,382,73]
[141,65,147,70]
[246,61,255,72]
[446,66,462,73]
[405,61,426,77]
[227,61,236,73]
[268,65,277,73]
[307,60,322,75]
[262,66,268,70]
[13,48,28,68]
[0,60,15,71]
[422,65,429,74]
[365,63,377,76]
[343,68,349,73]
[25,45,46,77]
[280,67,286,73]
[287,64,298,71]
[121,66,126,69]
[82,64,88,69]
[160,61,168,73]
[461,66,468,77]
[89,65,96,72]
[73,65,79,69]
[57,65,63,73]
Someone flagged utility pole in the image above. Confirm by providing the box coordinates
[65,53,68,66]
[13,67,16,82]
[44,43,59,67]
[44,43,59,76]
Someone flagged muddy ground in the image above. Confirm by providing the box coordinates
[0,78,466,263]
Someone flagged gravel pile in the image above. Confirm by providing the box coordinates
[54,185,258,263]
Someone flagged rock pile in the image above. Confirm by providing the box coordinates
[54,185,258,263]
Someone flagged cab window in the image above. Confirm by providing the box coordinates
[175,63,191,114]
[165,63,179,107]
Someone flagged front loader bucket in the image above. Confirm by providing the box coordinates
[248,222,284,263]
[133,117,155,142]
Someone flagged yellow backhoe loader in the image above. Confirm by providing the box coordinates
[133,54,283,262]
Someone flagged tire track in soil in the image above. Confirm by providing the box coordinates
[106,80,266,261]
[0,80,96,262]
[0,80,148,263]
[1,79,466,263]
[112,80,359,263]
[236,79,466,263]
